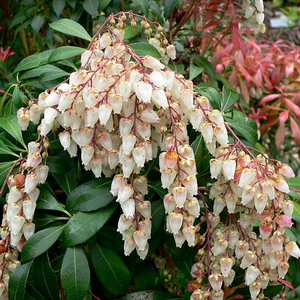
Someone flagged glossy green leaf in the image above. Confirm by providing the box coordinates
[167,64,184,74]
[90,244,131,295]
[31,14,45,33]
[189,64,203,80]
[0,138,19,157]
[0,115,26,148]
[9,261,33,300]
[164,0,179,18]
[151,200,165,235]
[14,50,53,73]
[60,203,117,246]
[12,86,28,109]
[193,56,218,88]
[37,186,70,215]
[133,262,157,290]
[34,213,65,230]
[131,0,149,16]
[71,186,114,212]
[32,253,59,300]
[22,225,66,261]
[61,247,90,300]
[39,68,70,82]
[53,0,66,16]
[83,0,99,17]
[0,134,25,153]
[21,65,65,80]
[198,87,221,110]
[98,0,112,11]
[50,19,92,42]
[129,42,161,58]
[225,112,258,146]
[288,177,300,200]
[48,46,85,62]
[0,161,15,185]
[191,134,210,176]
[221,86,239,112]
[25,281,46,300]
[66,178,111,212]
[292,202,300,223]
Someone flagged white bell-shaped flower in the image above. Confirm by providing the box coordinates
[98,103,112,126]
[35,165,49,184]
[122,157,135,178]
[23,222,36,240]
[23,199,37,220]
[59,131,71,150]
[10,215,25,235]
[7,186,23,204]
[140,107,160,123]
[173,186,187,208]
[173,232,185,248]
[122,134,136,155]
[120,198,135,218]
[134,82,152,104]
[161,168,177,189]
[45,92,60,106]
[133,229,148,251]
[24,173,38,194]
[208,273,223,291]
[182,226,196,247]
[169,212,183,234]
[132,146,146,168]
[124,237,136,256]
[245,266,260,286]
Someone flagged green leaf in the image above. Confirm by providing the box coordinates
[31,14,45,33]
[25,281,46,300]
[151,200,165,235]
[221,86,239,112]
[189,64,203,80]
[37,186,70,215]
[83,0,99,17]
[131,0,149,16]
[22,225,66,261]
[167,64,184,74]
[0,161,15,185]
[198,87,221,110]
[133,262,157,290]
[292,202,300,223]
[71,186,114,212]
[0,134,25,153]
[48,46,85,63]
[90,244,131,295]
[0,115,26,148]
[9,261,33,300]
[20,65,65,80]
[13,50,53,73]
[66,178,111,212]
[0,137,19,157]
[60,203,117,246]
[129,42,161,58]
[225,111,258,146]
[50,19,92,42]
[191,134,210,176]
[34,213,64,230]
[12,86,28,109]
[98,0,112,11]
[39,68,70,82]
[193,56,218,88]
[164,0,179,19]
[53,0,66,16]
[32,253,59,300]
[61,247,90,300]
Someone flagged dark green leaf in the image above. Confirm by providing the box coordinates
[0,134,25,153]
[48,46,85,62]
[133,262,157,290]
[90,244,131,295]
[14,50,53,73]
[97,226,117,249]
[83,0,99,17]
[12,86,28,109]
[189,64,203,80]
[292,202,300,223]
[0,161,14,185]
[98,0,112,11]
[0,137,19,157]
[225,112,258,146]
[22,225,66,261]
[151,200,165,235]
[53,0,66,16]
[70,7,84,22]
[39,68,70,82]
[71,186,114,212]
[37,186,70,215]
[129,42,161,58]
[0,115,26,148]
[60,203,117,246]
[123,25,141,40]
[31,14,45,33]
[164,0,179,18]
[66,178,111,212]
[46,156,74,174]
[131,0,149,16]
[221,86,239,112]
[61,247,90,300]
[25,281,46,300]
[50,19,92,41]
[21,65,65,80]
[167,64,184,74]
[191,134,210,176]
[9,261,33,300]
[198,87,221,110]
[34,212,64,230]
[193,56,218,88]
[32,253,59,300]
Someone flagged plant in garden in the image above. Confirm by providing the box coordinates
[0,3,300,300]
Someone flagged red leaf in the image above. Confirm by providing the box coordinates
[277,278,295,295]
[290,116,300,144]
[285,99,300,118]
[279,111,289,124]
[259,94,280,105]
[275,123,285,149]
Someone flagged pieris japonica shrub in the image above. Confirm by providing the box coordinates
[0,8,299,300]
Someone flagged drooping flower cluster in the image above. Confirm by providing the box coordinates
[243,0,266,34]
[0,141,49,298]
[190,140,298,299]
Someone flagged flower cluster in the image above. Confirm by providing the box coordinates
[190,140,298,299]
[243,0,266,34]
[0,141,49,298]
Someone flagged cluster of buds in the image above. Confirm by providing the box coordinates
[190,142,298,299]
[0,141,49,298]
[243,0,265,34]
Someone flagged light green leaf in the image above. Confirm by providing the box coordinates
[0,161,15,185]
[221,86,239,112]
[14,50,53,73]
[83,0,99,17]
[60,203,117,246]
[0,138,19,157]
[20,65,64,80]
[53,0,66,16]
[292,202,300,223]
[31,14,45,33]
[22,225,66,261]
[9,261,33,300]
[50,19,92,42]
[189,64,203,80]
[12,85,28,108]
[61,247,90,300]
[90,244,131,295]
[164,0,179,19]
[0,115,26,148]
[0,134,25,153]
[198,87,221,110]
[129,42,161,58]
[48,46,85,63]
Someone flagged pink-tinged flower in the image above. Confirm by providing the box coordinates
[274,214,293,228]
[163,193,176,214]
[133,229,148,251]
[139,201,151,219]
[259,217,273,239]
[245,266,260,286]
[0,46,16,62]
[124,237,136,256]
[117,184,134,204]
[279,164,295,179]
[142,55,164,70]
[249,280,261,299]
[186,197,200,218]
[190,263,203,278]
[285,241,300,258]
[269,250,283,269]
[182,226,196,247]
[212,237,228,256]
[220,257,234,277]
[165,151,178,169]
[182,175,198,196]
[228,230,239,249]
[172,186,187,208]
[283,200,294,218]
[278,261,289,279]
[235,240,250,259]
[23,222,35,240]
[161,168,176,189]
[240,250,257,269]
[208,273,223,291]
[274,176,290,194]
[168,212,183,234]
[140,107,160,123]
